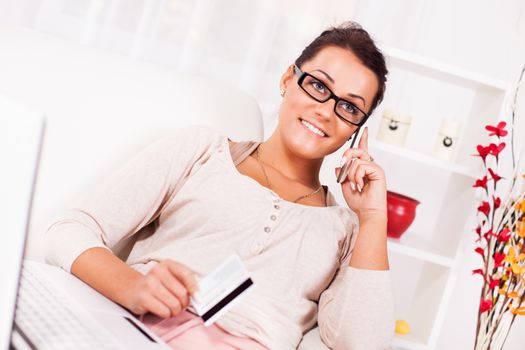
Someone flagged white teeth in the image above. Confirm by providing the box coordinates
[301,120,326,137]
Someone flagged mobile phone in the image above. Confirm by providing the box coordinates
[336,126,361,184]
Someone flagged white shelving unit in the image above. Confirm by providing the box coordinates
[371,46,512,350]
[381,45,511,91]
[370,139,478,179]
[387,236,455,268]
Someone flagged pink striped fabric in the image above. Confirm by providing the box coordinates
[142,311,268,350]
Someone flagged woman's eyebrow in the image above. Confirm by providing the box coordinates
[348,93,366,108]
[312,69,335,83]
[312,69,367,108]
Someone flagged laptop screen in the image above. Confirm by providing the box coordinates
[0,95,44,350]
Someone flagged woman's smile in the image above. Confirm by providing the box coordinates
[299,118,328,138]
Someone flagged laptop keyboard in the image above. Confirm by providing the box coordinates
[14,263,123,349]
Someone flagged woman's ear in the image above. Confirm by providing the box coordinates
[279,65,295,96]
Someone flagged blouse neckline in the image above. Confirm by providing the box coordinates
[224,137,340,210]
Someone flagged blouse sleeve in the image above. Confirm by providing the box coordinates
[317,226,395,350]
[44,126,222,272]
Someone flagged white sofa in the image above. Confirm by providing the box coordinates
[0,25,328,349]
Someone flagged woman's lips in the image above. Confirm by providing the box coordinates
[300,119,327,138]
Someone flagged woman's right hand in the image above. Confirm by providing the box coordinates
[123,259,199,319]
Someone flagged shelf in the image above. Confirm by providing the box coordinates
[392,335,428,350]
[369,139,479,179]
[388,256,452,350]
[387,235,455,267]
[381,45,511,92]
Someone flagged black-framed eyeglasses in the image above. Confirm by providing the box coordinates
[294,65,369,127]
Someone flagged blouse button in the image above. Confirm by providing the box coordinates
[274,204,280,210]
[264,226,271,233]
[270,215,277,221]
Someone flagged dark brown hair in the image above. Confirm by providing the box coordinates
[295,21,387,115]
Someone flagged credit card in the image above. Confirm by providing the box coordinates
[188,255,254,326]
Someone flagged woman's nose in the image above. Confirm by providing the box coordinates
[314,98,336,120]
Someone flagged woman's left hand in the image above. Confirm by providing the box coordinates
[335,127,387,218]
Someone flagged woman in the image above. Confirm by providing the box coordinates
[45,22,393,349]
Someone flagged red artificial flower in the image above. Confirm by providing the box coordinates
[480,298,493,313]
[475,247,485,259]
[483,229,495,242]
[485,122,508,137]
[494,252,506,267]
[475,227,484,242]
[472,269,485,277]
[475,229,494,243]
[473,176,488,190]
[497,228,511,242]
[493,196,501,210]
[489,279,500,289]
[489,142,506,157]
[488,168,504,184]
[477,202,490,217]
[475,226,482,236]
[475,145,491,162]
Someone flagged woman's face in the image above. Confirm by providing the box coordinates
[277,45,379,160]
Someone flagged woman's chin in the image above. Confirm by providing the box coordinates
[285,137,330,160]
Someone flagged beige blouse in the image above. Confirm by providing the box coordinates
[44,126,394,350]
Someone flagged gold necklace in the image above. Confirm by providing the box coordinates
[255,145,323,204]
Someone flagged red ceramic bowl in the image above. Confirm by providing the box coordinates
[387,191,420,239]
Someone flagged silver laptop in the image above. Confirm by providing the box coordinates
[0,95,170,350]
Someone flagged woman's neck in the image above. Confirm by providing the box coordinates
[259,133,324,188]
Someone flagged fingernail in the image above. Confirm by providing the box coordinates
[189,281,199,294]
[350,182,356,191]
[357,184,362,192]
[340,156,347,167]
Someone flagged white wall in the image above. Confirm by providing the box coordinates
[354,1,525,349]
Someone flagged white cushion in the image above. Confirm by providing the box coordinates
[0,25,263,259]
